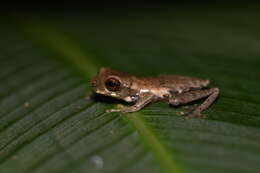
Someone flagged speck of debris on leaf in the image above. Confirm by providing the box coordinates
[12,155,17,160]
[23,102,30,108]
[110,130,115,135]
[91,155,104,169]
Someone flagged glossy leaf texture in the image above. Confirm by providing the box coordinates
[0,5,260,173]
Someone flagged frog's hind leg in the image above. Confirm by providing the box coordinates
[168,88,219,118]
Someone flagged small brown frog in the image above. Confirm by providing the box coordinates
[91,67,219,118]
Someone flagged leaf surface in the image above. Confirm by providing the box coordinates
[0,6,260,173]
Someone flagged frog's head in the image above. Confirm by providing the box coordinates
[91,67,137,102]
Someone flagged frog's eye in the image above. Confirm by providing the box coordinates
[105,77,121,92]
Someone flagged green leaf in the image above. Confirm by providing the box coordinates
[1,6,260,173]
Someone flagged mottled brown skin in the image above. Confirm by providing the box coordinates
[91,67,219,118]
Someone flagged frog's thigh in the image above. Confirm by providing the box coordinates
[169,88,219,106]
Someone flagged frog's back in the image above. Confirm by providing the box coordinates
[158,75,209,92]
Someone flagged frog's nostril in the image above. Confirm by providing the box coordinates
[91,80,97,88]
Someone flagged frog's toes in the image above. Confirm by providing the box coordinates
[106,109,121,113]
[185,111,205,119]
[177,109,206,119]
[176,111,185,116]
[177,107,194,116]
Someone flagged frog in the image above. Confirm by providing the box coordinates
[91,67,219,118]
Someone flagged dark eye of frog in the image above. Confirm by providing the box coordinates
[105,77,121,92]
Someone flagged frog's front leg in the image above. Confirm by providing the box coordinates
[107,93,155,113]
[169,88,219,118]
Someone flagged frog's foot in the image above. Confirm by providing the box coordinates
[185,111,206,119]
[106,108,122,113]
[176,106,194,116]
[107,105,125,113]
[177,109,206,119]
[106,108,136,114]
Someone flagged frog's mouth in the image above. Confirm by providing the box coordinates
[96,91,120,99]
[109,92,134,103]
